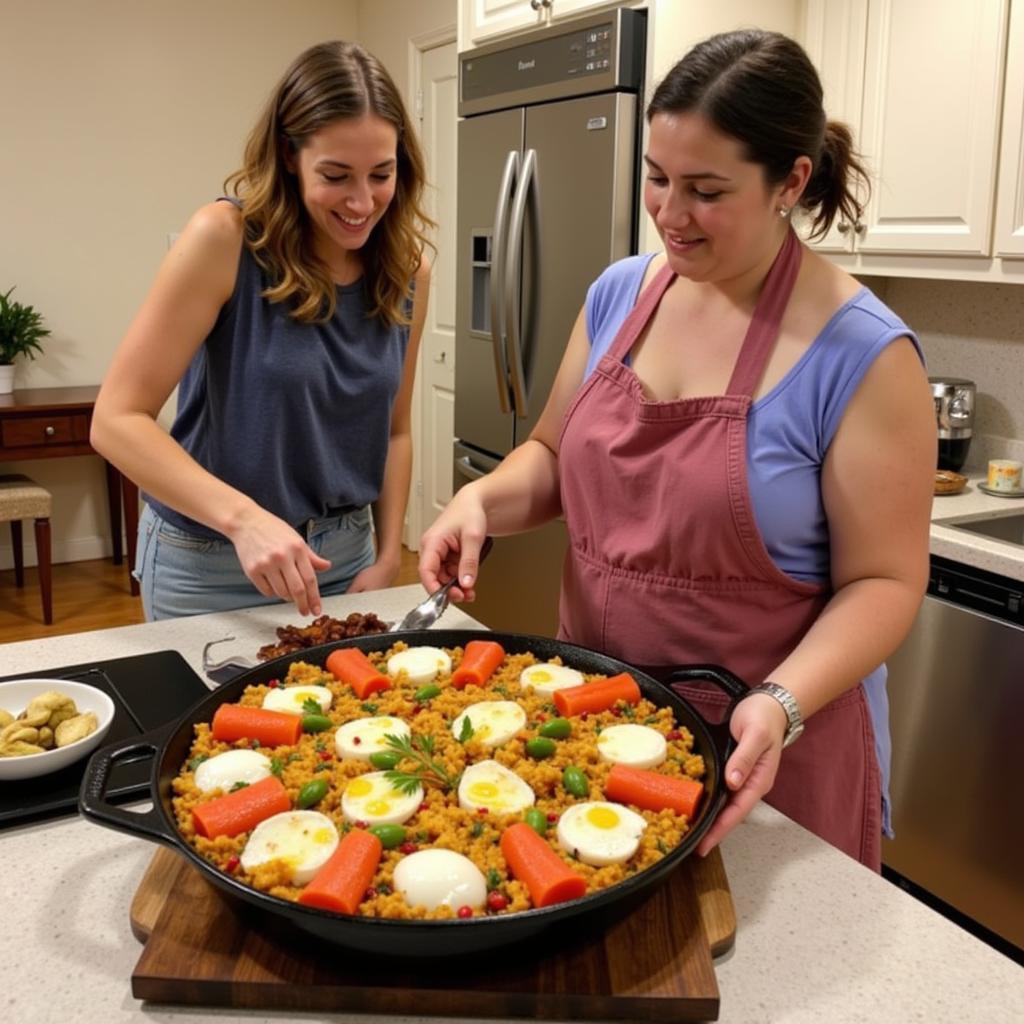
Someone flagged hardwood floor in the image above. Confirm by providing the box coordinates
[0,547,422,645]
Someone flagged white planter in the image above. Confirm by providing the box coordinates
[0,364,14,395]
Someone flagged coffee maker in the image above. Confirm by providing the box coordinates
[929,377,975,472]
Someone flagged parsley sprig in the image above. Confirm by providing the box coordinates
[381,732,461,794]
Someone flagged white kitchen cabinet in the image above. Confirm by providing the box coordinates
[803,0,1009,259]
[460,0,622,51]
[994,0,1024,256]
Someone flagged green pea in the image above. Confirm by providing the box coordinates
[369,824,407,849]
[563,765,589,798]
[538,717,571,739]
[524,808,548,836]
[296,778,329,809]
[413,684,441,702]
[525,736,556,760]
[368,750,401,771]
[301,713,332,733]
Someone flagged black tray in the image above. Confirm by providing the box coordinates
[0,650,208,829]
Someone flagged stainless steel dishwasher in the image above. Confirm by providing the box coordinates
[882,553,1024,960]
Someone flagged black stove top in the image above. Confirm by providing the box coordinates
[0,649,209,829]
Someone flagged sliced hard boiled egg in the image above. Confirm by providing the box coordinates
[386,646,452,686]
[341,771,422,825]
[458,759,535,815]
[193,749,272,793]
[393,848,487,911]
[240,810,339,885]
[335,716,411,760]
[519,662,585,696]
[596,724,667,769]
[261,684,333,715]
[556,801,647,867]
[451,701,526,748]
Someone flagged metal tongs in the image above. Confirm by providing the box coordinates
[389,536,493,632]
[201,537,494,683]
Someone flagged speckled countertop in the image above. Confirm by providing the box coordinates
[1,586,1021,1023]
[930,468,1024,581]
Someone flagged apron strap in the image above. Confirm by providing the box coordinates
[607,261,677,363]
[726,228,803,397]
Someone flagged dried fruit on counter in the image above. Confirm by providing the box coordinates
[257,613,389,661]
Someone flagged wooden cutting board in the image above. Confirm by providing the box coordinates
[130,845,736,1022]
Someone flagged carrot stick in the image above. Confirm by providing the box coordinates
[211,704,302,747]
[326,648,391,699]
[605,763,704,819]
[451,639,506,688]
[191,775,291,839]
[500,822,587,908]
[298,829,383,914]
[552,672,641,717]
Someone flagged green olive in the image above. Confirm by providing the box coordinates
[301,713,332,733]
[562,765,589,798]
[525,736,557,760]
[296,778,329,809]
[413,684,441,702]
[524,808,548,836]
[368,750,401,771]
[369,824,407,849]
[538,717,571,740]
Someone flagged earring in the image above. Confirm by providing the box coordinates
[778,206,790,219]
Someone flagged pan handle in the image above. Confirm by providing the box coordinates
[78,724,178,846]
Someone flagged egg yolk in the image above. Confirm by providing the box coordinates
[586,806,621,830]
[468,782,501,805]
[314,828,334,844]
[347,778,373,798]
[366,799,392,816]
[530,670,552,682]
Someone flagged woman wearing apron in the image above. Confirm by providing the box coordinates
[420,30,935,868]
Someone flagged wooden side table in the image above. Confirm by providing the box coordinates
[0,385,140,595]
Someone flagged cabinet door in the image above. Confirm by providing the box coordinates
[463,0,545,48]
[994,0,1024,257]
[548,0,620,23]
[857,0,1008,255]
[800,0,868,252]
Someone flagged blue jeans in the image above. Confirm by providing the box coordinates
[134,503,376,621]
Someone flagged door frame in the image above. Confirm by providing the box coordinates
[405,22,457,551]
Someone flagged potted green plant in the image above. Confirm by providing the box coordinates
[0,287,50,394]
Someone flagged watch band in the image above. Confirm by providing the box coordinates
[746,682,804,748]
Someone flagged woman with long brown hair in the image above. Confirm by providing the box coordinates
[92,41,433,620]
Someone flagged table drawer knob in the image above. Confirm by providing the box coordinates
[45,425,56,437]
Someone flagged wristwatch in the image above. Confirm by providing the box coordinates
[746,682,804,748]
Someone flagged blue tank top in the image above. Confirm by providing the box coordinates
[148,240,410,539]
[583,253,924,837]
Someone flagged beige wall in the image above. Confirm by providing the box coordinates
[358,0,456,97]
[1,0,360,570]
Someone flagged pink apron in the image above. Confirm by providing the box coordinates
[558,230,882,868]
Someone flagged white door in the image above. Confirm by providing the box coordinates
[408,39,458,549]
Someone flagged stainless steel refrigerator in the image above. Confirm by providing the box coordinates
[454,7,645,635]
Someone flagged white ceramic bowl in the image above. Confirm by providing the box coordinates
[0,678,116,781]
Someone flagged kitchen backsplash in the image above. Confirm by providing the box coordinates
[869,277,1024,468]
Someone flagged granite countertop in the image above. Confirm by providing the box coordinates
[930,468,1024,581]
[1,585,1021,1023]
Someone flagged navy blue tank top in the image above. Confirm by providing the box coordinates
[148,235,410,539]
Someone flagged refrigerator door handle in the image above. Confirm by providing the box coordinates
[489,150,519,415]
[505,147,537,419]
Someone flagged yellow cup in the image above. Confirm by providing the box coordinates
[987,459,1023,492]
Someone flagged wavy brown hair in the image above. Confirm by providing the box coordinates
[647,30,870,239]
[224,41,434,325]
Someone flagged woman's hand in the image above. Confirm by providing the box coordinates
[347,554,400,594]
[418,487,489,603]
[226,507,330,617]
[695,693,788,856]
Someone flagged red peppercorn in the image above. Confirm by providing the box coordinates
[399,842,417,854]
[355,820,368,829]
[364,887,376,901]
[353,736,362,745]
[666,729,681,741]
[267,679,280,689]
[546,812,558,823]
[580,712,589,721]
[457,905,473,919]
[225,856,240,873]
[486,891,508,912]
[319,750,332,760]
[610,706,622,717]
[477,807,489,815]
[419,801,429,811]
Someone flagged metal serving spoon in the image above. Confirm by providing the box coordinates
[388,536,493,632]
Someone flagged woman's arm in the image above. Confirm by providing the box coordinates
[348,256,432,592]
[90,201,330,615]
[697,336,935,854]
[418,305,592,600]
